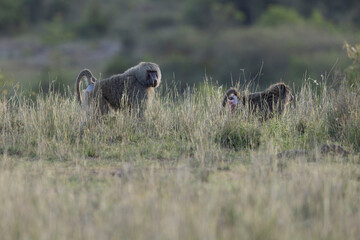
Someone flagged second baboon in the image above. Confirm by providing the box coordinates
[222,82,294,120]
[76,62,161,116]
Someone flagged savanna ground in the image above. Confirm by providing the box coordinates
[0,69,360,239]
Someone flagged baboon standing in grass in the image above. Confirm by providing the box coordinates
[222,82,294,120]
[76,62,161,117]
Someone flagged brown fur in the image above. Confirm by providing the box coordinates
[76,62,161,116]
[223,82,294,120]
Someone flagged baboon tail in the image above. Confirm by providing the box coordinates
[76,69,96,104]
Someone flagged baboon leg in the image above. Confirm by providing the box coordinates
[100,98,110,115]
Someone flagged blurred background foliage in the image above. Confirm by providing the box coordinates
[0,0,359,94]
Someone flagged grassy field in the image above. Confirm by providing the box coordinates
[0,78,359,240]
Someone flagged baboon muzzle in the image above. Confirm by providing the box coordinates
[152,79,158,87]
[147,71,158,87]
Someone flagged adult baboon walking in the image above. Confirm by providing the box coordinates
[76,62,161,116]
[222,82,294,120]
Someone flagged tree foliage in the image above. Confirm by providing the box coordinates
[0,0,25,32]
[256,5,305,26]
[1,0,360,33]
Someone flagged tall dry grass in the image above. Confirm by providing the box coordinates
[0,76,359,239]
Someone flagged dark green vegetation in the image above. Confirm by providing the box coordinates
[2,0,360,33]
[0,0,359,95]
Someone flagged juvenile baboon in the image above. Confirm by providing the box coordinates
[76,62,161,116]
[222,82,294,120]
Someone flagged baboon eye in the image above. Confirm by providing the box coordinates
[229,97,234,100]
[147,71,158,80]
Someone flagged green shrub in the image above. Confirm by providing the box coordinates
[216,119,261,151]
[256,5,305,27]
[309,9,336,31]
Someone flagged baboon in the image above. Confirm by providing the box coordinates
[76,62,161,116]
[222,82,294,120]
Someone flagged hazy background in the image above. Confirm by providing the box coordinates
[0,0,359,95]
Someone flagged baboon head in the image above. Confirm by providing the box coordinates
[222,88,241,112]
[146,70,159,88]
[228,94,238,110]
[131,62,162,88]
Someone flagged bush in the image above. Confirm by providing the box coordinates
[216,119,261,151]
[309,9,336,31]
[256,5,305,27]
